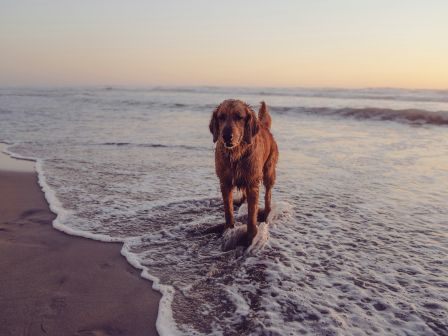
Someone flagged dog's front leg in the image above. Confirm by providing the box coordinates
[220,182,234,229]
[246,185,259,245]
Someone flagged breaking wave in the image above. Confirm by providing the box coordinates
[272,106,448,126]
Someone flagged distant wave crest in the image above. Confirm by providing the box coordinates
[273,106,448,126]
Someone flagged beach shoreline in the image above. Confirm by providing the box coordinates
[0,150,161,336]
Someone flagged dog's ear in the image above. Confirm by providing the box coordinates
[243,107,259,144]
[209,106,220,143]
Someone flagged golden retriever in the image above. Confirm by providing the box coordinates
[209,100,278,245]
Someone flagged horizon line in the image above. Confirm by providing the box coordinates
[1,83,447,92]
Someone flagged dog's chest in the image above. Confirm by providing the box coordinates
[217,145,262,187]
[228,155,261,188]
[230,159,247,187]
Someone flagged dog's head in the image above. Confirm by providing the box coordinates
[209,99,259,148]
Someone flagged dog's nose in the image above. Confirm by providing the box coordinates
[222,127,233,143]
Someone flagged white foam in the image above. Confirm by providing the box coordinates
[245,221,270,254]
[221,224,247,251]
[225,286,250,317]
[235,201,294,254]
[121,239,181,336]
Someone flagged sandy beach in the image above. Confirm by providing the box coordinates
[0,150,160,336]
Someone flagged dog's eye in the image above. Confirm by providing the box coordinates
[218,115,226,121]
[234,115,243,121]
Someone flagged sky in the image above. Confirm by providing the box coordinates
[1,0,447,89]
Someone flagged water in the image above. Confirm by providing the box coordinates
[1,86,447,335]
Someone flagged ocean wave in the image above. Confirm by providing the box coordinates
[99,142,205,150]
[272,106,448,126]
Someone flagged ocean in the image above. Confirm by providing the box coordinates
[1,86,447,335]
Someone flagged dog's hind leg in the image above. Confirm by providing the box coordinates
[259,155,277,222]
[259,186,272,222]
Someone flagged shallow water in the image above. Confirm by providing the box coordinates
[1,87,447,335]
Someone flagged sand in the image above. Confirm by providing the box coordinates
[0,151,161,336]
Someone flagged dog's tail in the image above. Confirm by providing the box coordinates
[258,101,272,129]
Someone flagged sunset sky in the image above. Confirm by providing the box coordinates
[1,0,447,89]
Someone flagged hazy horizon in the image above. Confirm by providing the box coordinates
[2,84,448,92]
[1,1,447,89]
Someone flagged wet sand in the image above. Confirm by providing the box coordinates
[0,152,161,336]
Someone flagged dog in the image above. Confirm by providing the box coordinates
[209,99,278,245]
